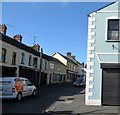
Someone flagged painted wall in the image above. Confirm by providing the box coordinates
[52,53,67,66]
[48,60,66,84]
[1,41,20,76]
[86,1,119,105]
[1,41,40,77]
[19,49,40,70]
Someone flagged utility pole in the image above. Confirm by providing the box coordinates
[39,48,43,86]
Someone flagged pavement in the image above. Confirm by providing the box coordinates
[45,89,120,115]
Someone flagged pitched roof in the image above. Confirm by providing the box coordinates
[88,1,118,15]
[56,52,78,66]
[42,53,66,67]
[0,32,40,57]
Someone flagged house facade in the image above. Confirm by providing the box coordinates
[86,1,119,106]
[52,52,84,82]
[40,53,49,85]
[0,24,69,86]
[0,24,41,86]
[66,52,84,78]
[42,54,66,84]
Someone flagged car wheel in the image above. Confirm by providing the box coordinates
[32,90,36,96]
[17,93,22,101]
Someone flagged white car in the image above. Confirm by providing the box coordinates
[0,77,37,101]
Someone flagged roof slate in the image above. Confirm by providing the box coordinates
[0,32,40,57]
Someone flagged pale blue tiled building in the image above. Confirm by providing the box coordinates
[86,1,120,106]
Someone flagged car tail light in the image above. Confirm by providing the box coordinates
[12,88,15,92]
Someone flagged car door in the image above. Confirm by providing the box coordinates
[25,79,33,96]
[20,79,27,97]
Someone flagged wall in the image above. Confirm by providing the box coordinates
[49,60,66,83]
[86,1,119,105]
[1,41,20,76]
[1,41,40,77]
[52,53,67,66]
[19,49,40,70]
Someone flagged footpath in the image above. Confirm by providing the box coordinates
[45,89,119,115]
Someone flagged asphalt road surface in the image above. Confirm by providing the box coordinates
[2,82,85,114]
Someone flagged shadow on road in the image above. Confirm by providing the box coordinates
[2,82,85,114]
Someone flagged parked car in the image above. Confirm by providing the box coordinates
[0,77,37,101]
[73,79,85,87]
[81,80,86,87]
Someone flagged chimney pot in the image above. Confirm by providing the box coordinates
[0,24,7,34]
[67,52,71,57]
[33,44,40,52]
[14,34,22,42]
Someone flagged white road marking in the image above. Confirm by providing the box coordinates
[65,100,73,104]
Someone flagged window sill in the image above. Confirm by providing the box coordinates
[106,40,120,42]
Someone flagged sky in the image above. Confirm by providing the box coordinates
[2,2,110,64]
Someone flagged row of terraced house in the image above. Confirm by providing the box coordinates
[0,24,84,86]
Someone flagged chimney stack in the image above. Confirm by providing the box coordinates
[14,34,22,43]
[0,24,7,34]
[33,44,40,52]
[67,52,71,57]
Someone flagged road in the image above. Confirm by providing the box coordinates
[2,82,85,114]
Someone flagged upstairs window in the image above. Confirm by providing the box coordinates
[21,52,25,64]
[28,55,32,66]
[12,52,16,65]
[107,19,119,40]
[50,63,54,69]
[45,61,47,70]
[33,57,37,68]
[1,48,6,62]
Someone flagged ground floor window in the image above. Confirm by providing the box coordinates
[58,75,62,82]
[52,73,57,82]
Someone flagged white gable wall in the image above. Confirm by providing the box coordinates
[52,53,67,66]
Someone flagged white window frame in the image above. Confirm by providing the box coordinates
[50,63,54,69]
[105,16,120,41]
[1,48,7,63]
